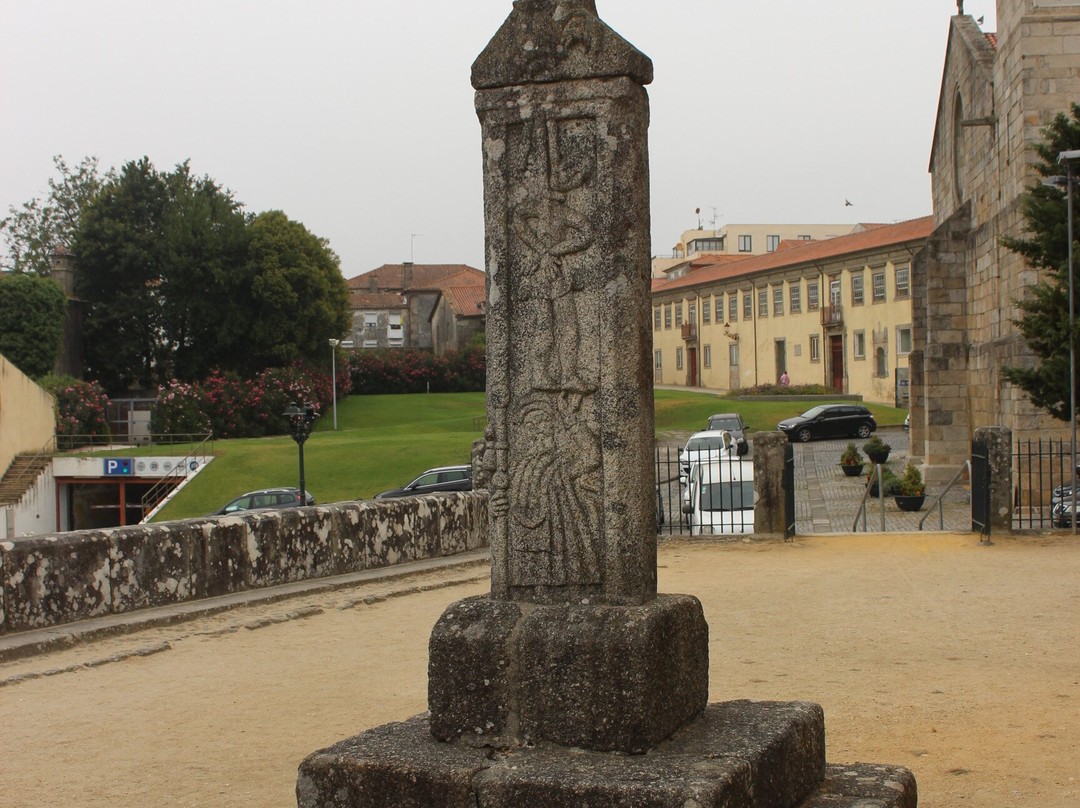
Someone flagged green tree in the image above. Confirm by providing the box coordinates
[1001,104,1080,420]
[74,157,171,392]
[0,156,113,275]
[231,210,351,374]
[0,273,67,377]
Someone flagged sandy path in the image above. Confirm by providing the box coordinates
[0,533,1077,807]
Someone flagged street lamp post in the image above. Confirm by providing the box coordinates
[329,339,341,430]
[1060,150,1080,534]
[284,402,317,504]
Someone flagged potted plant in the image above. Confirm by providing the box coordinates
[866,465,900,498]
[862,435,892,465]
[894,463,927,512]
[839,443,864,477]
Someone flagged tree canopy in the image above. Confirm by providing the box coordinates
[71,157,350,393]
[0,272,67,378]
[1001,104,1080,420]
[0,156,113,275]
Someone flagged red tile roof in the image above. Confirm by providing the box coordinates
[349,291,406,309]
[442,285,487,317]
[985,32,997,48]
[653,216,933,295]
[346,264,483,292]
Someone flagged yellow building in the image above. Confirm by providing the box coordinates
[651,217,933,406]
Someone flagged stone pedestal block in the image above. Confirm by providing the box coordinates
[298,701,918,808]
[428,593,708,754]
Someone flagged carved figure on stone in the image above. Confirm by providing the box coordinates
[508,391,602,586]
[508,115,597,393]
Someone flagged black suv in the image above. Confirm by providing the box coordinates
[705,412,750,455]
[776,404,877,442]
[374,465,473,499]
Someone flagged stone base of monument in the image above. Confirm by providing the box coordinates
[296,700,917,808]
[427,594,710,754]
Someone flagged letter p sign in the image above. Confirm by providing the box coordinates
[104,458,134,476]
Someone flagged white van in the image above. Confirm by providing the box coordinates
[681,458,755,536]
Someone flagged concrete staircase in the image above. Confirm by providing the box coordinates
[0,454,50,506]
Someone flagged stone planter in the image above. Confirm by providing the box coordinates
[894,494,926,512]
[865,449,891,465]
[840,463,864,477]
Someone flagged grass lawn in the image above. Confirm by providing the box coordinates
[147,389,906,520]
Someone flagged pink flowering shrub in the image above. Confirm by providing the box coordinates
[347,348,484,394]
[152,360,342,438]
[39,375,112,438]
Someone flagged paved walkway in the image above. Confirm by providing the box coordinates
[791,429,972,534]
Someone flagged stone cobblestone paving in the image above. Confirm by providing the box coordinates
[792,429,972,534]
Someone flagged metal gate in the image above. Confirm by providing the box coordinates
[971,439,991,538]
[783,442,795,539]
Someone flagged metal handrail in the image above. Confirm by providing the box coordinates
[4,436,58,501]
[919,460,971,531]
[852,463,887,532]
[140,433,215,516]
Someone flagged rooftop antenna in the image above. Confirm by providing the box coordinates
[710,207,721,231]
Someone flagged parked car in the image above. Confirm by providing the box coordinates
[212,487,314,515]
[374,465,473,499]
[903,412,910,431]
[1052,499,1079,528]
[680,458,755,536]
[776,404,877,442]
[678,430,738,485]
[705,412,750,455]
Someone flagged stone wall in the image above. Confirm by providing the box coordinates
[0,492,487,635]
[0,354,56,474]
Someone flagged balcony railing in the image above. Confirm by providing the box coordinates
[821,303,843,327]
[681,323,697,341]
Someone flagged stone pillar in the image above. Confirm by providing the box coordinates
[753,430,789,535]
[296,5,917,805]
[975,425,1012,532]
[474,4,656,607]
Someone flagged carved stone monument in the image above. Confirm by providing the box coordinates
[296,3,918,805]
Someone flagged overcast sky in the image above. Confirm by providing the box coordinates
[0,1,997,278]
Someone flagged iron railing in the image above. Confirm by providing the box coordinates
[1012,438,1076,531]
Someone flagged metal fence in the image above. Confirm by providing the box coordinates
[1012,438,1076,531]
[654,446,753,536]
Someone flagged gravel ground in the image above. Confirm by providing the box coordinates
[1,533,1076,808]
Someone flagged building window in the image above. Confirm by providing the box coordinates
[810,334,821,362]
[738,234,752,252]
[766,235,781,252]
[676,346,684,370]
[675,303,683,327]
[872,270,886,303]
[702,299,710,324]
[655,349,662,369]
[728,295,738,322]
[897,325,912,355]
[654,307,662,330]
[790,283,801,313]
[743,294,752,320]
[773,287,784,316]
[703,344,712,368]
[851,273,864,305]
[895,264,910,298]
[807,281,819,311]
[729,343,739,366]
[758,288,768,317]
[688,302,696,324]
[875,346,887,377]
[689,237,724,253]
[716,297,724,322]
[664,304,672,328]
[853,330,866,359]
[798,235,812,241]
[363,313,378,330]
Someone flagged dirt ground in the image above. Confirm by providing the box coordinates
[1,532,1077,808]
